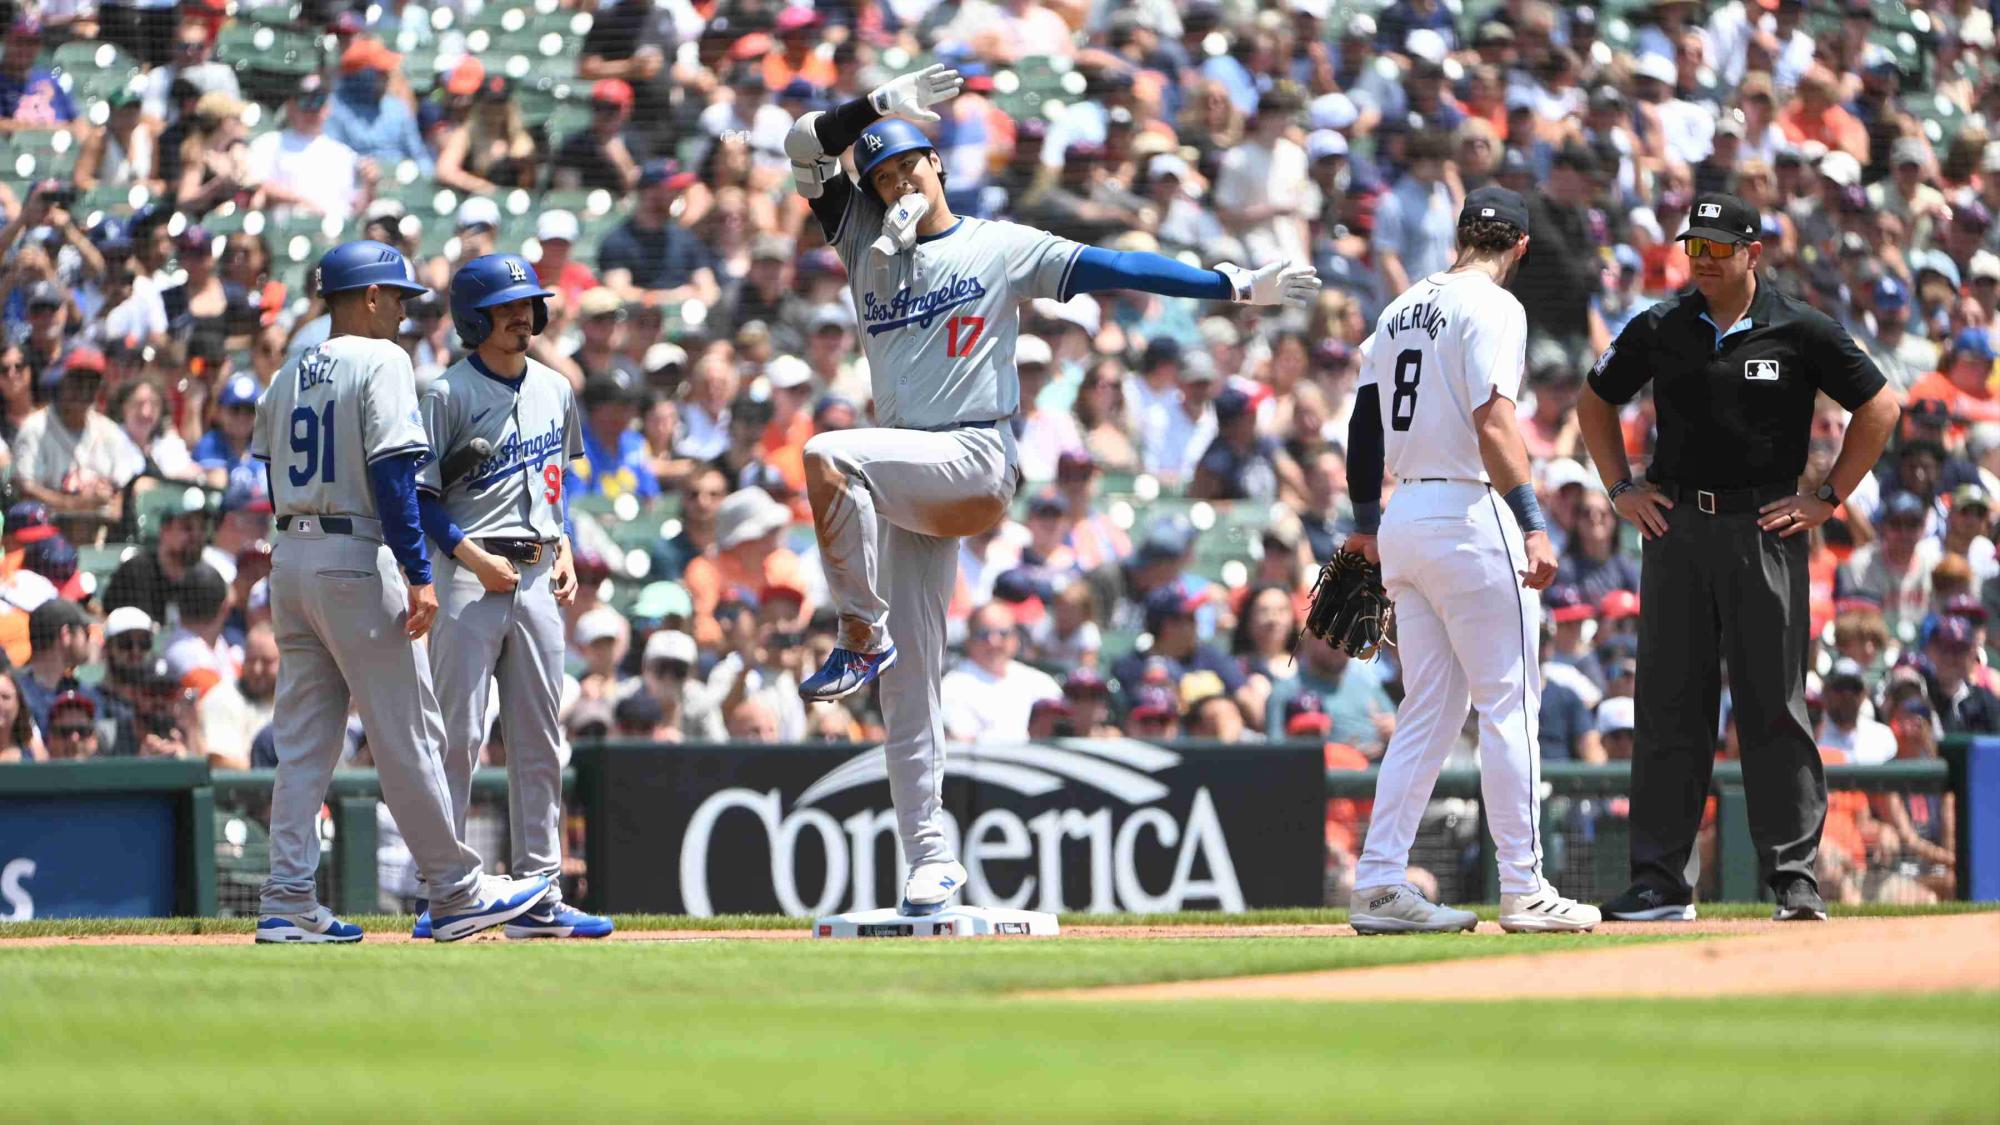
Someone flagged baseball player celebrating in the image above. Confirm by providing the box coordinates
[785,66,1319,913]
[406,253,612,940]
[1341,187,1599,935]
[252,240,550,943]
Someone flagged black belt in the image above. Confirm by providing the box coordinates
[1403,477,1486,486]
[279,515,355,535]
[1653,480,1795,515]
[916,419,1000,432]
[479,537,554,565]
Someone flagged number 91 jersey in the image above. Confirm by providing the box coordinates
[252,336,431,518]
[1357,270,1528,485]
[415,354,582,542]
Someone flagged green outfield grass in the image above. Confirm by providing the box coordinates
[0,909,1995,1121]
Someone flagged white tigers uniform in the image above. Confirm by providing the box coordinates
[1351,270,1548,896]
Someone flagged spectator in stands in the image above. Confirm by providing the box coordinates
[1372,130,1458,298]
[942,603,1064,743]
[675,349,736,462]
[704,594,806,742]
[248,74,367,219]
[76,87,158,196]
[326,38,429,175]
[718,236,798,351]
[1541,586,1606,704]
[1915,615,2000,734]
[160,563,236,682]
[564,289,633,385]
[1050,450,1129,572]
[1232,582,1302,733]
[1596,695,1636,761]
[140,19,241,128]
[1125,684,1181,740]
[1838,491,1935,645]
[192,373,260,485]
[20,599,95,739]
[532,211,597,308]
[571,377,658,500]
[1116,585,1249,710]
[43,689,100,761]
[13,352,128,527]
[1139,350,1219,486]
[194,620,271,770]
[598,160,720,310]
[572,606,633,703]
[1214,82,1312,268]
[649,466,724,582]
[0,18,77,131]
[1073,357,1140,473]
[635,628,717,740]
[0,672,41,761]
[1876,695,1957,899]
[434,73,537,194]
[102,505,208,624]
[1558,488,1641,601]
[1191,387,1303,503]
[1818,657,1896,765]
[1265,631,1393,756]
[1908,328,2000,427]
[0,343,32,446]
[685,488,806,648]
[724,696,781,743]
[551,80,641,194]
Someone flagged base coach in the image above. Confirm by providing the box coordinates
[1576,192,1898,922]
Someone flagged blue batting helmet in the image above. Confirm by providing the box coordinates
[855,118,935,195]
[315,239,428,299]
[449,253,555,348]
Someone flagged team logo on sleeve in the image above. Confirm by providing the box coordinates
[1744,359,1779,381]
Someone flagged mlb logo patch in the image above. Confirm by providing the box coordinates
[1480,207,1495,218]
[1745,359,1779,381]
[1697,203,1723,219]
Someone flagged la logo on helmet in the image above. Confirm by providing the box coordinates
[506,259,527,282]
[864,134,881,152]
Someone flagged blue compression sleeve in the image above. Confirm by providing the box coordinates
[417,491,468,558]
[1065,247,1234,302]
[368,452,434,586]
[1346,384,1385,534]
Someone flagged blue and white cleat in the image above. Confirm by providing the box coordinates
[504,902,616,940]
[799,644,898,702]
[430,875,553,943]
[900,860,967,916]
[411,901,431,940]
[255,907,364,944]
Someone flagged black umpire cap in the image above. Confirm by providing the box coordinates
[1459,185,1530,235]
[1679,192,1759,244]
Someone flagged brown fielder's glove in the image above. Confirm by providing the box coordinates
[1300,550,1394,660]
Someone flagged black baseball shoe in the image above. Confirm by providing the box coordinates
[1599,884,1697,921]
[1772,880,1829,921]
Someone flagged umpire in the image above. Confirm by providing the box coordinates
[1576,192,1899,922]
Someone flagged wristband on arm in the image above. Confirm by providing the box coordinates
[1503,483,1548,535]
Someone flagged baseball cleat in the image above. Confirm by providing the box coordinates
[799,644,898,702]
[1497,886,1601,933]
[1599,884,1698,921]
[411,902,431,940]
[1349,883,1478,934]
[900,860,967,915]
[255,907,363,944]
[504,902,615,940]
[1772,881,1829,922]
[430,875,553,943]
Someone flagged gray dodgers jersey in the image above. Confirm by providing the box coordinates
[252,335,430,518]
[416,355,583,541]
[832,193,1086,429]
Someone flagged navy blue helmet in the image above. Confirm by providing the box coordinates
[449,253,554,348]
[315,239,428,299]
[854,118,935,199]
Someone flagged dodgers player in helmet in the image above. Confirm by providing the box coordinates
[784,67,1322,913]
[253,240,552,943]
[1341,187,1598,934]
[406,253,609,940]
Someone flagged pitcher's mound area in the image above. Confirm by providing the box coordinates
[1050,913,2000,1002]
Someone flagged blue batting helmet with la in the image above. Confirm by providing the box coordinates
[315,239,428,299]
[855,118,935,193]
[449,253,555,348]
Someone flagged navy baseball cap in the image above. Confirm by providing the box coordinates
[1213,387,1254,421]
[1679,192,1760,245]
[218,373,261,409]
[1931,615,1977,649]
[1459,184,1531,235]
[6,500,57,543]
[1873,274,1910,312]
[1143,585,1200,627]
[1127,685,1179,721]
[1882,491,1927,523]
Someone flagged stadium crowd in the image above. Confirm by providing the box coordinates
[0,0,1973,898]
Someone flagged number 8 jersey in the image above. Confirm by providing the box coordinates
[1357,270,1528,485]
[252,336,431,518]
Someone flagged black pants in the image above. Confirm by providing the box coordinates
[1629,499,1826,897]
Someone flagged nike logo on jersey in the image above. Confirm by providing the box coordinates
[470,408,491,426]
[861,273,990,335]
[464,420,566,491]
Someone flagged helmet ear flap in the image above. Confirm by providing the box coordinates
[531,297,548,336]
[456,308,491,349]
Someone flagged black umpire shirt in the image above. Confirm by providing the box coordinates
[1587,279,1886,489]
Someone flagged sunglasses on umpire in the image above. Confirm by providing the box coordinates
[1683,237,1743,259]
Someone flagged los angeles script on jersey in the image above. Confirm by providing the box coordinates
[1385,298,1448,341]
[466,420,566,489]
[861,273,989,335]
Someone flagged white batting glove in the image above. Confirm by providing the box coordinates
[869,63,965,124]
[1216,259,1324,308]
[871,192,930,259]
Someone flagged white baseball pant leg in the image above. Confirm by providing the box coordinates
[803,424,1018,864]
[1355,480,1547,896]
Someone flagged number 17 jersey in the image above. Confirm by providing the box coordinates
[252,335,430,519]
[1357,270,1528,485]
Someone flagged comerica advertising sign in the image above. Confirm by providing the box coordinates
[578,741,1324,915]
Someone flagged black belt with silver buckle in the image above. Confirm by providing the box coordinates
[479,538,553,564]
[1653,480,1795,516]
[278,515,355,535]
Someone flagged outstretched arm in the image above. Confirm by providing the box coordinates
[788,65,965,239]
[1065,247,1322,307]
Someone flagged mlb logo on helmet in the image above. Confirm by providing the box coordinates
[1697,203,1722,218]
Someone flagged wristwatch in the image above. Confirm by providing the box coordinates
[1814,483,1840,505]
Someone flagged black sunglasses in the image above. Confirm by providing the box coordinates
[51,724,92,738]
